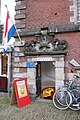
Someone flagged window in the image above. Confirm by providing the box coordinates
[77,0,80,21]
[1,54,8,75]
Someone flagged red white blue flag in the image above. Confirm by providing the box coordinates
[3,10,16,54]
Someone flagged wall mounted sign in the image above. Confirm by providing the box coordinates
[37,57,53,61]
[26,61,35,67]
[13,78,31,108]
[70,59,80,67]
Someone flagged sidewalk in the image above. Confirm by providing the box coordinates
[0,96,80,120]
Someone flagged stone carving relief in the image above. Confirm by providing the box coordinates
[24,30,68,55]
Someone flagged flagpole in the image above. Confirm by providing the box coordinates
[15,29,23,44]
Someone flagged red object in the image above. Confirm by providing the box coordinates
[0,79,6,88]
[14,78,31,108]
[0,77,7,92]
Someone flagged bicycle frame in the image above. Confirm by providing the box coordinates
[53,75,80,110]
[66,75,80,109]
[66,75,80,91]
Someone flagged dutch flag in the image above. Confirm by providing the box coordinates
[3,9,16,54]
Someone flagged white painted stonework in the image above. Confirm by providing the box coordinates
[69,0,77,24]
[14,57,19,62]
[55,58,65,90]
[70,5,76,11]
[27,68,36,94]
[13,62,26,67]
[13,68,19,73]
[14,52,24,57]
[14,41,25,47]
[55,68,64,80]
[55,79,64,90]
[27,55,65,94]
[13,72,27,78]
[13,53,65,94]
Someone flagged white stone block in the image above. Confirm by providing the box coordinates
[13,62,26,67]
[70,5,76,11]
[55,79,64,90]
[13,72,27,78]
[13,68,19,72]
[14,41,25,46]
[14,47,20,51]
[16,1,21,5]
[55,68,65,80]
[59,57,64,61]
[14,57,19,62]
[14,52,24,57]
[55,61,64,67]
[70,16,75,22]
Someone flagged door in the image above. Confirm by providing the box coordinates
[36,62,41,96]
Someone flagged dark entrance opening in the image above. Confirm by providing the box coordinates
[36,61,55,100]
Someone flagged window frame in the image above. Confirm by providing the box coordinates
[1,54,8,75]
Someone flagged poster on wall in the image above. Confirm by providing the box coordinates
[13,78,31,108]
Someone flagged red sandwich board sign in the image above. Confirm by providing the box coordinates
[13,78,31,108]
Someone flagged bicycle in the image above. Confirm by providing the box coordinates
[53,75,80,110]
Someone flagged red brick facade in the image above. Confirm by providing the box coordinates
[16,0,72,29]
[15,0,80,69]
[13,0,80,94]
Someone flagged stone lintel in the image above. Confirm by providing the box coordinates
[24,51,68,56]
[26,55,65,58]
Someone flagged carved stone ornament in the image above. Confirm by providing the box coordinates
[24,34,68,55]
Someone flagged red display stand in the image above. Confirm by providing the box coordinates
[13,78,31,108]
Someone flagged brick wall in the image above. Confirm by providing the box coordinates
[15,0,72,29]
[54,32,80,73]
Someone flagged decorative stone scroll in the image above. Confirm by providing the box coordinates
[24,32,68,55]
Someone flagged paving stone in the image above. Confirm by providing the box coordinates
[0,97,80,120]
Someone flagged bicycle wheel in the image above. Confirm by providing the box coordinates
[53,88,72,110]
[68,89,80,110]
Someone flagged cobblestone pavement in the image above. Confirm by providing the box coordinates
[0,96,80,120]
